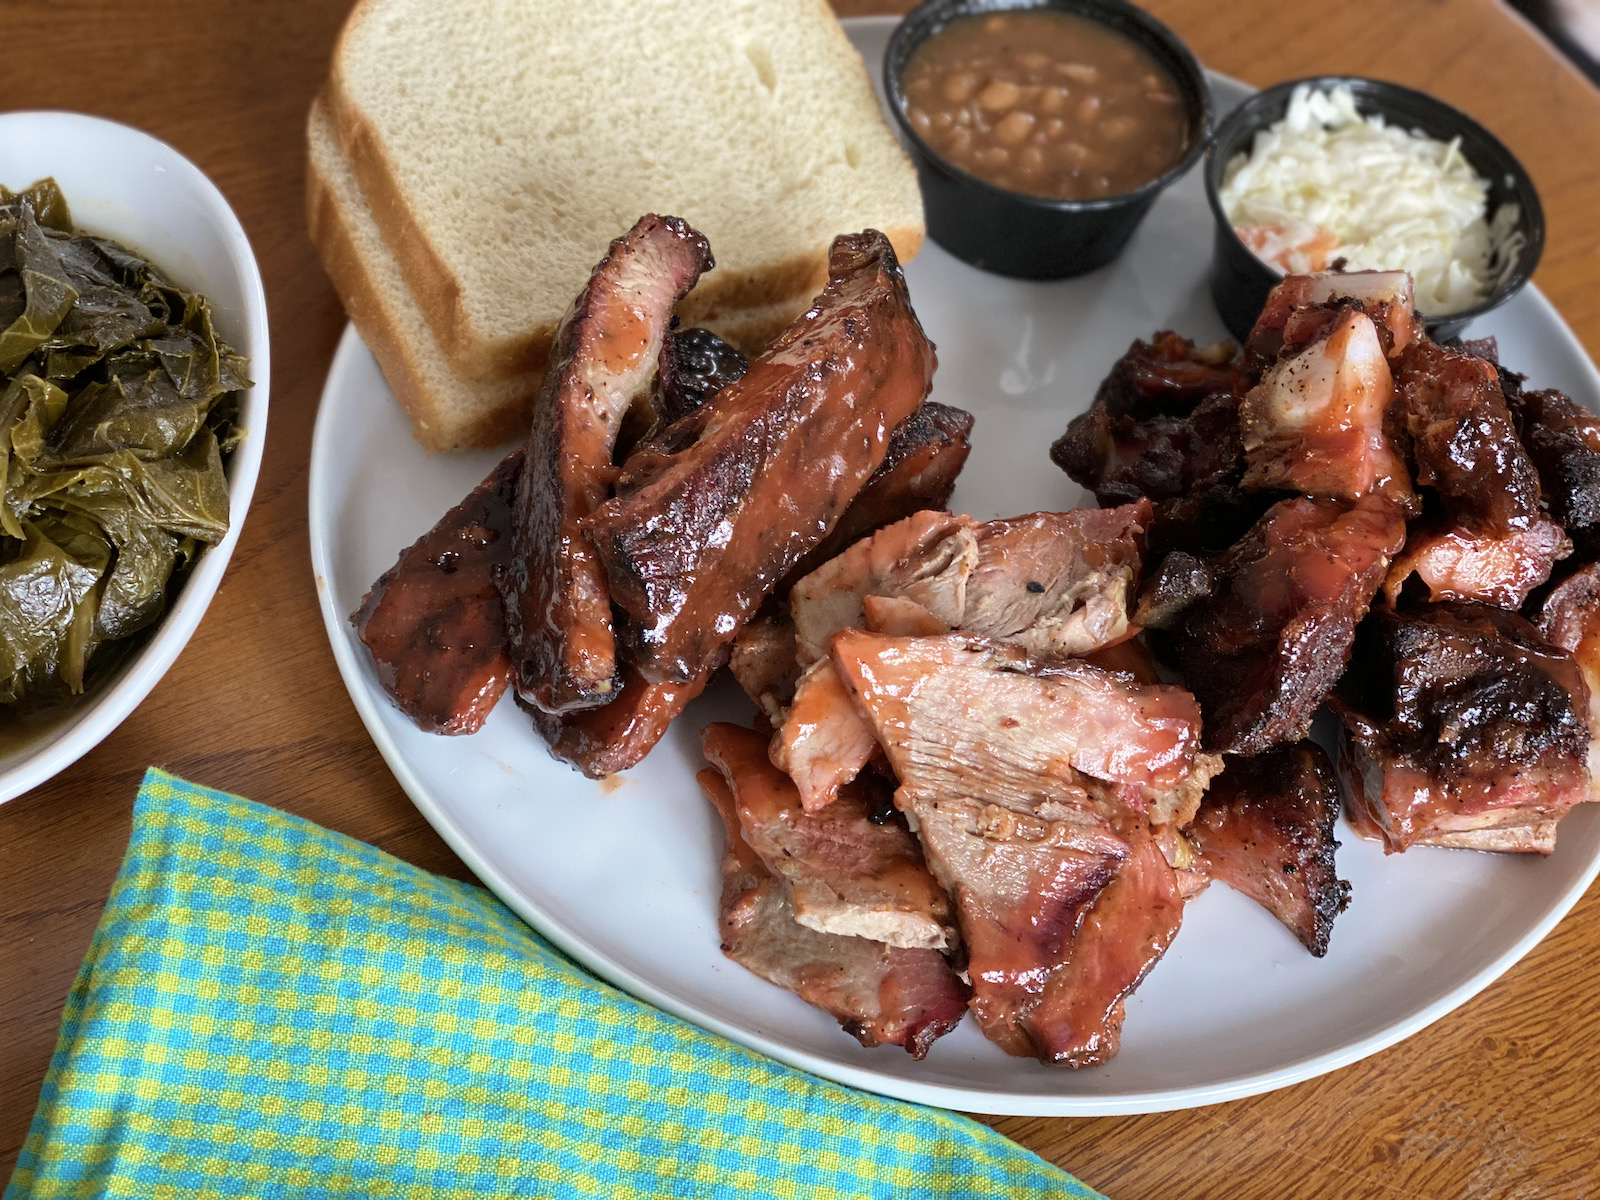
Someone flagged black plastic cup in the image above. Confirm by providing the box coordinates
[1204,76,1545,342]
[885,0,1212,279]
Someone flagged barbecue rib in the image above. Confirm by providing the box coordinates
[1185,741,1350,956]
[697,768,969,1058]
[587,230,937,685]
[525,664,711,778]
[1536,561,1600,784]
[1333,603,1591,854]
[1510,385,1600,543]
[503,214,713,714]
[353,450,521,735]
[783,401,974,588]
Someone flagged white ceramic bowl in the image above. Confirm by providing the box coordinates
[0,111,269,803]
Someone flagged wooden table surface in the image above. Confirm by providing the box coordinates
[3,1,1599,1195]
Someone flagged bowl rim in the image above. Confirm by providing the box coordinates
[1201,73,1547,327]
[884,0,1215,213]
[0,109,270,804]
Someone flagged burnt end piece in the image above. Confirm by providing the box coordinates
[1509,385,1600,535]
[503,214,713,715]
[354,451,521,735]
[588,230,937,684]
[1177,494,1405,755]
[659,326,749,425]
[783,401,974,589]
[1186,741,1350,956]
[1395,339,1542,537]
[1334,602,1590,854]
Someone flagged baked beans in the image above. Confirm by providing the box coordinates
[900,10,1189,200]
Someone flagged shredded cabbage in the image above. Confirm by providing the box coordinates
[1219,84,1521,316]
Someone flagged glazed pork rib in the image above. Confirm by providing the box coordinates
[1185,740,1350,956]
[701,722,956,951]
[503,214,713,715]
[587,230,936,686]
[830,631,1216,1062]
[1333,603,1591,855]
[697,768,969,1059]
[783,401,974,588]
[353,450,521,735]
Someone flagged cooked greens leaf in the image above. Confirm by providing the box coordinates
[0,201,79,374]
[0,177,247,706]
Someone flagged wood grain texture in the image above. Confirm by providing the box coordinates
[1,1,1598,1194]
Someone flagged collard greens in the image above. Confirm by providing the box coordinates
[0,178,245,704]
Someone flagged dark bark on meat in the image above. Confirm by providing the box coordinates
[616,326,749,460]
[1085,330,1243,421]
[353,451,521,735]
[503,214,713,714]
[1509,386,1600,535]
[1394,338,1542,537]
[588,230,936,685]
[1133,551,1214,630]
[1177,494,1406,755]
[697,767,970,1059]
[1333,603,1590,854]
[1186,741,1350,956]
[782,401,974,589]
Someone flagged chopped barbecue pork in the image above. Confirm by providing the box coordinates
[1394,338,1543,537]
[771,658,881,812]
[791,503,1149,669]
[829,631,1213,1061]
[1016,829,1184,1066]
[353,451,520,735]
[587,230,936,685]
[701,723,956,951]
[697,768,969,1058]
[1185,741,1350,956]
[729,610,800,726]
[776,502,1153,808]
[1177,493,1407,755]
[503,214,713,713]
[1333,603,1591,854]
[1238,307,1414,507]
[1049,338,1273,560]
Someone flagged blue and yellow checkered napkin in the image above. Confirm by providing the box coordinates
[6,769,1101,1199]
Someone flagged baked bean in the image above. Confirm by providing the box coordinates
[899,9,1188,199]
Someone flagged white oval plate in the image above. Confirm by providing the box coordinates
[0,112,270,804]
[308,19,1600,1115]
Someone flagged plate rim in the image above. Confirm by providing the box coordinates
[306,23,1600,1114]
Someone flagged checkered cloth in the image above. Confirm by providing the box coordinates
[6,769,1100,1198]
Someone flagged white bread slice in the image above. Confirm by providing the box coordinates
[326,0,923,382]
[307,96,538,451]
[309,97,820,449]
